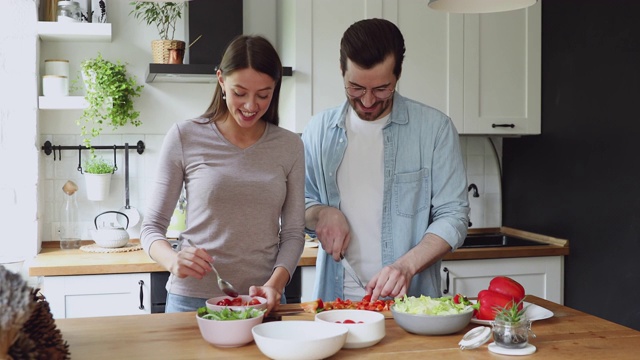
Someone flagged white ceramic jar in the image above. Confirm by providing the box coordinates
[42,75,69,97]
[44,59,70,78]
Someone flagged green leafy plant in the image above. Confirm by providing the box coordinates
[129,1,185,40]
[83,156,115,174]
[493,299,528,323]
[78,53,143,152]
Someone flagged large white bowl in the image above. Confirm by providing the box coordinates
[391,306,473,335]
[315,310,385,349]
[252,320,348,360]
[196,311,264,348]
[206,295,268,312]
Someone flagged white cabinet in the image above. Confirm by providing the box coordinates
[37,22,112,110]
[289,0,540,135]
[441,256,564,304]
[43,273,151,319]
[461,2,541,134]
[300,266,316,303]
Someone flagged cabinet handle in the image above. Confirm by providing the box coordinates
[138,280,145,310]
[443,267,450,294]
[492,123,515,128]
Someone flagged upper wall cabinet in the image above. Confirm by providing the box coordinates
[290,0,541,135]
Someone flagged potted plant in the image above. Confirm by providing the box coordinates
[83,155,115,201]
[78,53,143,152]
[129,1,186,64]
[491,300,534,349]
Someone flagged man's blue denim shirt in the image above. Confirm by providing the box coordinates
[302,93,470,300]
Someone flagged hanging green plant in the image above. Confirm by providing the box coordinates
[78,53,143,152]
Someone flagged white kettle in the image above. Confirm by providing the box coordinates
[91,211,130,248]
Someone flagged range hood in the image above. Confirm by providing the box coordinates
[146,0,292,83]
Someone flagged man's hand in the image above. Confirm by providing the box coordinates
[366,263,411,301]
[312,206,351,262]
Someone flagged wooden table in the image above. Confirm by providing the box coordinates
[55,296,639,359]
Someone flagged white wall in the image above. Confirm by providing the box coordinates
[0,0,39,281]
[2,2,500,279]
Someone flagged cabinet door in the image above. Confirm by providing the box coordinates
[395,0,464,132]
[44,273,151,319]
[441,256,563,304]
[461,1,541,134]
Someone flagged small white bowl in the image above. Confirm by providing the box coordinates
[196,311,264,348]
[206,295,267,312]
[391,306,473,335]
[315,310,385,349]
[252,320,348,360]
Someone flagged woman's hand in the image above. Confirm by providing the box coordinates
[249,285,281,315]
[170,246,213,279]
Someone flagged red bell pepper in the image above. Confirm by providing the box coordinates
[488,276,525,303]
[476,289,522,320]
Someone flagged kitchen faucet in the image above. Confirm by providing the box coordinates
[468,183,479,198]
[467,183,479,227]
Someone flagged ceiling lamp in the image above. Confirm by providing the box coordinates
[427,0,537,13]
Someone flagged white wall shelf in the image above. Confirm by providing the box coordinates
[39,96,87,110]
[37,22,112,42]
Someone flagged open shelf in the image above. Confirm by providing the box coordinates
[37,22,112,42]
[38,96,87,110]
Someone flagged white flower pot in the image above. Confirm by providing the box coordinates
[84,173,112,201]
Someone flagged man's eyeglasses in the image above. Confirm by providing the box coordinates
[344,86,395,100]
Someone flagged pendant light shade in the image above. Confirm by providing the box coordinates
[427,0,537,13]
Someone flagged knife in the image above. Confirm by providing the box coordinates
[340,254,366,290]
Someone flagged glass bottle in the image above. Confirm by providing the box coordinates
[60,180,81,249]
[57,1,82,23]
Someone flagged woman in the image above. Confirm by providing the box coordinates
[140,35,305,314]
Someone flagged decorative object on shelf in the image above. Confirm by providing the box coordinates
[427,0,537,13]
[129,1,187,64]
[57,1,82,22]
[42,75,69,97]
[78,53,143,152]
[83,155,115,201]
[75,0,92,22]
[41,0,60,21]
[91,0,107,23]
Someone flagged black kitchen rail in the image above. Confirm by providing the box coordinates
[41,140,145,174]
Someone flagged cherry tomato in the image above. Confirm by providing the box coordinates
[342,319,356,324]
[248,298,261,306]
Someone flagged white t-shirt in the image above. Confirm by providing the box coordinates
[337,108,388,300]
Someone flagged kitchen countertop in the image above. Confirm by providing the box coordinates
[29,240,319,277]
[30,227,569,277]
[54,295,638,359]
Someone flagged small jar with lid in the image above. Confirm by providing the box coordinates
[57,1,82,23]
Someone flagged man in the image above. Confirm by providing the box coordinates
[302,18,469,302]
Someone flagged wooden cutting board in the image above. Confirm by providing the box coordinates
[270,303,393,319]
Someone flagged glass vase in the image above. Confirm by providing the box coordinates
[491,318,535,349]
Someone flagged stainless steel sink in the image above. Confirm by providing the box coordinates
[460,233,549,248]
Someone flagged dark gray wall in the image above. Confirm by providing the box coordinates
[503,0,640,331]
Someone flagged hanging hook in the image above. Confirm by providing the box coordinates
[57,146,62,161]
[112,145,118,173]
[77,146,84,174]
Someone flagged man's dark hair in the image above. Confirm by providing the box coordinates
[339,18,406,79]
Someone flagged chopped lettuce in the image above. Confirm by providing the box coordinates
[197,306,265,321]
[393,295,471,316]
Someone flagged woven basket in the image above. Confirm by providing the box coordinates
[151,40,186,64]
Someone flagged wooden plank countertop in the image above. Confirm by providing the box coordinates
[54,295,639,359]
[29,240,320,276]
[30,227,569,277]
